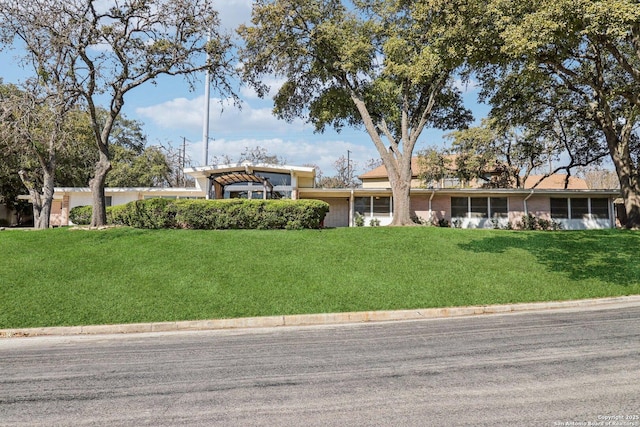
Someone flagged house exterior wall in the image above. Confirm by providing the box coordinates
[508,196,526,224]
[525,196,551,220]
[431,196,450,225]
[410,194,430,223]
[409,194,449,225]
[50,197,69,227]
[317,197,350,228]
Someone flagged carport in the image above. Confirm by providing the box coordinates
[209,171,274,199]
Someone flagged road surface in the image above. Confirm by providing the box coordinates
[1,304,639,426]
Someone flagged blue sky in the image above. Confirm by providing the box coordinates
[0,0,490,177]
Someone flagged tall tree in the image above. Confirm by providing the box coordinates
[0,0,237,227]
[239,0,472,225]
[0,77,77,228]
[473,0,640,227]
[442,120,554,189]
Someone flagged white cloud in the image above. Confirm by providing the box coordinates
[135,95,309,136]
[191,137,378,176]
[135,95,382,174]
[239,75,287,100]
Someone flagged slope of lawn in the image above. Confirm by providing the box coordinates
[1,226,639,328]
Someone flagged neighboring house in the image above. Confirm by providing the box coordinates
[50,160,621,230]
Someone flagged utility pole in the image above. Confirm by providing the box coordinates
[202,35,211,167]
[347,150,352,187]
[203,30,212,198]
[182,137,186,187]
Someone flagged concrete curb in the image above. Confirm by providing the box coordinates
[2,295,640,338]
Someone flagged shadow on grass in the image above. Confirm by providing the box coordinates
[458,230,640,286]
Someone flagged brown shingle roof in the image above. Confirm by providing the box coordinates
[358,157,589,190]
[523,174,588,190]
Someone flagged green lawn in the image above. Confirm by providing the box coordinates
[1,226,639,329]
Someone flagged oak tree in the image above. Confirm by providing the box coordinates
[239,0,473,225]
[0,0,236,227]
[474,0,640,227]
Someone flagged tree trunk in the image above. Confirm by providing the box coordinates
[387,154,416,226]
[19,167,55,229]
[389,178,414,226]
[90,151,111,228]
[621,189,640,229]
[602,125,640,229]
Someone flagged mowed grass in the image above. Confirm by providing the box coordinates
[1,226,639,328]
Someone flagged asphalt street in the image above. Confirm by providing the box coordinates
[1,304,639,426]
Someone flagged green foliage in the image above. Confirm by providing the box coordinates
[354,213,365,227]
[69,205,92,225]
[97,198,330,230]
[472,0,640,225]
[438,218,450,228]
[517,214,563,231]
[106,145,172,188]
[239,0,474,225]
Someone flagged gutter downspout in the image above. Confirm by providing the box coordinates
[429,191,435,223]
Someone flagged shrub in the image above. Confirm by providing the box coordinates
[354,213,365,227]
[69,205,92,225]
[437,218,450,228]
[110,198,330,230]
[517,214,563,231]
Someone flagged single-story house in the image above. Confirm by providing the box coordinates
[50,160,621,230]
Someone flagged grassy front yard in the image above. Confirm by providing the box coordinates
[1,226,639,329]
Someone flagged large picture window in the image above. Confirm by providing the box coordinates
[372,197,391,216]
[570,198,589,219]
[590,198,610,219]
[451,197,468,218]
[490,197,508,218]
[550,198,569,219]
[451,197,509,219]
[355,196,391,216]
[470,197,488,218]
[354,197,371,216]
[551,197,609,220]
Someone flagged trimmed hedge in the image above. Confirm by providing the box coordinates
[70,198,330,230]
[69,205,92,225]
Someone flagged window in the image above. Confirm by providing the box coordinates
[451,197,509,219]
[372,197,391,216]
[470,197,488,218]
[570,198,589,219]
[105,196,112,207]
[355,196,391,216]
[354,197,371,216]
[451,197,468,218]
[550,198,568,219]
[490,197,508,218]
[590,198,609,219]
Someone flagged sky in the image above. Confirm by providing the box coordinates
[0,0,490,177]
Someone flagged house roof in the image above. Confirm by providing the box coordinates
[358,157,590,190]
[184,162,316,180]
[358,158,422,179]
[524,174,588,190]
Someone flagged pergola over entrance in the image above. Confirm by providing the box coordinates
[209,171,274,199]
